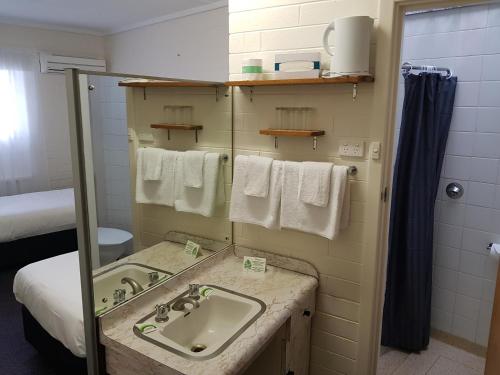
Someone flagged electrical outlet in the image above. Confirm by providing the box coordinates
[338,141,364,157]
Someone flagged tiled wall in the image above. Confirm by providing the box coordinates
[125,86,233,248]
[229,1,382,374]
[394,4,500,347]
[88,76,132,232]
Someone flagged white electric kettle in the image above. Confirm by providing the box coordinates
[322,16,373,76]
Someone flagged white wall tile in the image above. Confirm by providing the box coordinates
[457,272,483,299]
[431,308,453,332]
[451,314,477,342]
[454,82,480,107]
[229,6,300,33]
[484,26,500,54]
[466,182,495,207]
[459,5,488,30]
[449,107,476,132]
[261,25,325,51]
[435,245,460,270]
[481,279,496,302]
[454,294,480,320]
[479,82,500,107]
[475,300,493,345]
[432,286,456,312]
[460,29,486,56]
[477,108,500,133]
[445,131,474,156]
[443,156,470,180]
[473,133,500,158]
[469,158,499,183]
[459,250,486,277]
[439,202,465,226]
[464,205,493,232]
[436,223,463,248]
[481,54,500,81]
[488,4,500,27]
[434,266,459,291]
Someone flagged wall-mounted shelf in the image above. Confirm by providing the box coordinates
[225,75,374,100]
[150,124,203,142]
[119,81,220,88]
[225,76,373,87]
[259,128,325,150]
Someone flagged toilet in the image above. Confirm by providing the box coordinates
[98,227,134,266]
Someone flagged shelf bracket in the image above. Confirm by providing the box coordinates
[250,87,254,102]
[143,87,147,100]
[195,129,199,143]
[274,136,278,149]
[352,83,358,101]
[167,129,171,141]
[313,136,318,151]
[215,86,219,102]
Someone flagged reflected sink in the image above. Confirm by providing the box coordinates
[134,285,266,359]
[94,263,172,315]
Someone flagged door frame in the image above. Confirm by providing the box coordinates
[370,0,496,373]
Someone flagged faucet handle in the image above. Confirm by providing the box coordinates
[188,284,200,300]
[113,288,126,305]
[155,303,170,323]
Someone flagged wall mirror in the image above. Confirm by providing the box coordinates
[67,71,233,322]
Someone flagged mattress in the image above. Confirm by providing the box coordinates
[13,251,85,357]
[0,188,76,242]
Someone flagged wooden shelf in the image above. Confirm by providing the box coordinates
[225,76,373,87]
[259,129,325,137]
[151,124,203,130]
[119,80,221,88]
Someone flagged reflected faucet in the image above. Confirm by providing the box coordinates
[121,277,144,295]
[171,296,200,311]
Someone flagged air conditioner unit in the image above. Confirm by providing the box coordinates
[40,53,106,74]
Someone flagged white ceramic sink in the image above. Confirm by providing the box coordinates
[134,285,266,359]
[94,263,172,315]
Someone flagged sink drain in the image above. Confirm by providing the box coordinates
[190,344,207,353]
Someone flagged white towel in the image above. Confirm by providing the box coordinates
[136,149,178,206]
[298,162,333,207]
[183,151,207,188]
[280,163,349,240]
[229,156,283,229]
[175,153,220,217]
[141,147,164,181]
[244,155,274,198]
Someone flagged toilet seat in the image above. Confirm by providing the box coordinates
[97,227,133,265]
[98,227,133,246]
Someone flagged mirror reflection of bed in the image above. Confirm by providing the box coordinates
[2,72,232,375]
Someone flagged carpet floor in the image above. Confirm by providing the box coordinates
[0,268,57,375]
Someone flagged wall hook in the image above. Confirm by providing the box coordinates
[274,136,278,149]
[313,136,318,150]
[352,83,358,101]
[215,86,219,102]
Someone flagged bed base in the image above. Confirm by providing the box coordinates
[22,305,87,375]
[1,229,77,270]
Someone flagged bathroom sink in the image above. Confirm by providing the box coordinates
[94,263,172,315]
[134,285,266,359]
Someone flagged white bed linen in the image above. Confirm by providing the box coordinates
[0,188,76,242]
[13,251,85,357]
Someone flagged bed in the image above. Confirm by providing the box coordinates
[0,188,78,269]
[13,251,87,374]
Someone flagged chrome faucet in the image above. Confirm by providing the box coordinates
[121,277,144,295]
[155,303,170,323]
[188,284,200,300]
[171,296,200,311]
[113,288,126,305]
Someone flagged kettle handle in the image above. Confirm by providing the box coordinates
[323,21,335,56]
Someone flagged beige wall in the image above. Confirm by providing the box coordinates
[0,23,106,189]
[125,86,233,248]
[229,0,386,374]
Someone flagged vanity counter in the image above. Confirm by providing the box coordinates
[99,249,318,375]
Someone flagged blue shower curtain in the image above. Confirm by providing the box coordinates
[381,72,457,352]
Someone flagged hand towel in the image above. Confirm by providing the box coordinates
[298,162,333,207]
[175,153,220,217]
[244,155,274,198]
[280,163,349,240]
[141,147,164,181]
[136,148,178,206]
[183,150,207,188]
[229,156,283,229]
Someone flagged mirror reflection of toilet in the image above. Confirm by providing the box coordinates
[98,227,133,266]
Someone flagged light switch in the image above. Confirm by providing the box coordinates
[371,142,381,160]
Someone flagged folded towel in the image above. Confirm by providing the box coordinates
[183,151,207,188]
[141,147,164,181]
[229,156,283,229]
[244,155,274,198]
[280,163,349,240]
[136,149,178,206]
[298,162,333,207]
[175,153,220,217]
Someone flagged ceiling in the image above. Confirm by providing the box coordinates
[0,0,227,35]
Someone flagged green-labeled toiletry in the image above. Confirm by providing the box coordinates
[199,286,215,298]
[135,323,158,334]
[243,256,267,273]
[184,240,201,258]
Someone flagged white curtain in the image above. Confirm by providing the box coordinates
[0,48,49,196]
